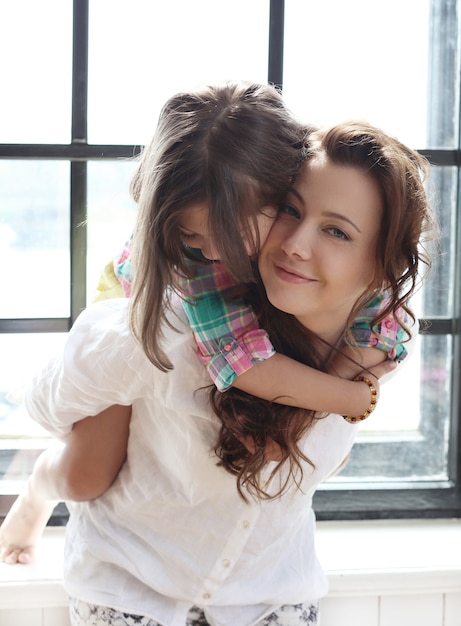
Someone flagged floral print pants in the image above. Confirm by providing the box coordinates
[69,597,319,626]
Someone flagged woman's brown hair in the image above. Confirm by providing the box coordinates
[212,120,437,501]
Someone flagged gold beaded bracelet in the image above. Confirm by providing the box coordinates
[342,376,378,424]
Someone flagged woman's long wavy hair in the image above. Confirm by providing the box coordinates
[212,120,437,501]
[129,81,309,370]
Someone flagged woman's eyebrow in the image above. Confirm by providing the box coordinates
[287,186,304,203]
[322,211,361,233]
[290,186,361,234]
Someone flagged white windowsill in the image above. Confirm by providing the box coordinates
[0,519,460,610]
[316,518,461,596]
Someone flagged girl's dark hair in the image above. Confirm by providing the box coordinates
[129,81,308,370]
[212,120,437,501]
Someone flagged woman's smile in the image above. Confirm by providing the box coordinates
[272,261,317,284]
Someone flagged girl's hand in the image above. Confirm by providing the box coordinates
[364,358,398,381]
[358,358,398,403]
[341,359,398,425]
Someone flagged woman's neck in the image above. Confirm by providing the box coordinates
[295,308,350,350]
[304,322,346,358]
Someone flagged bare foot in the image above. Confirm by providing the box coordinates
[0,480,57,564]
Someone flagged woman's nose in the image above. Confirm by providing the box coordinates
[281,225,313,260]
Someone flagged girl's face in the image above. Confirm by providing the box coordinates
[258,155,383,343]
[178,204,276,260]
[178,203,220,260]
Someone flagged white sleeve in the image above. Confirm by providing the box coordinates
[24,299,151,439]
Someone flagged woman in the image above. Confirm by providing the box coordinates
[4,121,435,626]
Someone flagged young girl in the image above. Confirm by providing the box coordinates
[2,120,435,626]
[1,82,405,564]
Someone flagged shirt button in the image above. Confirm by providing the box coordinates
[203,593,211,599]
[223,343,232,352]
[222,559,231,568]
[243,520,250,528]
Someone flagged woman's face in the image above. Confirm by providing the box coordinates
[258,155,383,342]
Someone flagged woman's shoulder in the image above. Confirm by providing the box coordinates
[71,298,130,339]
[69,297,202,382]
[69,297,190,363]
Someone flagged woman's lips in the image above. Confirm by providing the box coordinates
[273,262,316,284]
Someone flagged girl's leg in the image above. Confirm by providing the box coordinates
[0,405,131,564]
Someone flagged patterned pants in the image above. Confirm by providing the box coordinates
[69,597,319,626]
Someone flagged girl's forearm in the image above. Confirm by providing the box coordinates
[233,352,383,416]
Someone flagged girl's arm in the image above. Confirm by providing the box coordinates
[233,348,389,416]
[180,261,395,418]
[181,258,410,418]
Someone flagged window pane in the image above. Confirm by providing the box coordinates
[0,333,64,440]
[0,0,72,144]
[326,334,451,485]
[422,166,457,317]
[86,161,139,302]
[88,0,270,144]
[0,333,66,492]
[0,161,70,318]
[426,0,460,149]
[283,0,432,148]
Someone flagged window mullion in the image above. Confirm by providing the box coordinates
[268,0,284,89]
[70,0,89,322]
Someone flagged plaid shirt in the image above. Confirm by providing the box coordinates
[114,243,408,391]
[179,259,276,391]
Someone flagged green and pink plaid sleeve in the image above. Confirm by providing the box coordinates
[179,259,276,391]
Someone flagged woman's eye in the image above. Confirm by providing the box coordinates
[326,226,350,241]
[278,203,300,219]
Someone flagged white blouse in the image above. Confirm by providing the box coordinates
[25,298,359,626]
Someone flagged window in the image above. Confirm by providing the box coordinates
[1,0,460,522]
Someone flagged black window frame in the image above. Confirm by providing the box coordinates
[0,0,460,522]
